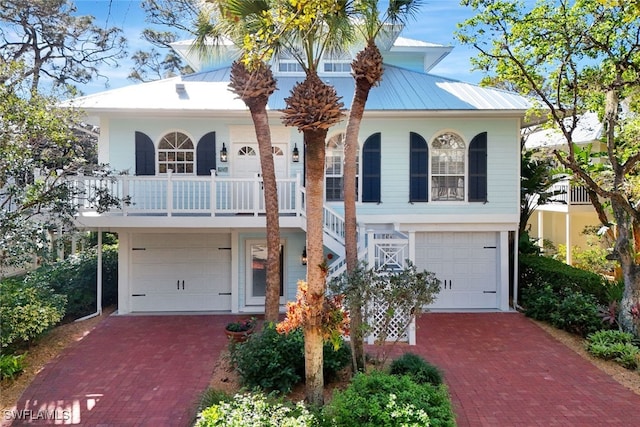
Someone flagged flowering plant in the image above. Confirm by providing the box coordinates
[276,280,350,350]
[225,317,256,333]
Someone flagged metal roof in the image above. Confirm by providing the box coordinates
[65,64,532,114]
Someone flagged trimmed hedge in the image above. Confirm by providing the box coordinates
[519,254,611,304]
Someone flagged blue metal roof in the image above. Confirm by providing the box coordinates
[182,64,532,111]
[68,64,531,114]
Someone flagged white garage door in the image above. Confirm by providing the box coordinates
[415,232,498,309]
[130,233,232,312]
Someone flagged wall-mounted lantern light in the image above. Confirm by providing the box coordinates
[220,143,228,162]
[301,247,307,265]
[292,143,300,163]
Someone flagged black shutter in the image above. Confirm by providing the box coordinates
[135,131,155,176]
[469,132,487,202]
[362,133,381,202]
[196,131,217,175]
[409,132,429,202]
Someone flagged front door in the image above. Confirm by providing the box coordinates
[245,240,285,306]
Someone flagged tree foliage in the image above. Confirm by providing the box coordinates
[0,0,126,96]
[0,61,122,274]
[519,149,565,235]
[130,0,197,82]
[458,0,640,333]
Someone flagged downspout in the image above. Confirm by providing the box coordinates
[76,229,103,322]
[513,228,520,311]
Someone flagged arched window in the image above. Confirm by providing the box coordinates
[158,131,194,174]
[238,146,257,156]
[325,133,358,201]
[431,132,465,201]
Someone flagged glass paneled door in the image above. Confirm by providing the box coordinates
[246,241,284,306]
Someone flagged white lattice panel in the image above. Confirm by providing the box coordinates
[366,297,415,345]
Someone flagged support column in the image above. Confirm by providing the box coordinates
[97,229,103,315]
[565,213,572,265]
[537,210,544,250]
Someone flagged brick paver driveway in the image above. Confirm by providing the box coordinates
[411,312,640,427]
[7,312,640,426]
[9,315,232,426]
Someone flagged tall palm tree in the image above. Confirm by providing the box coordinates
[276,2,353,404]
[199,0,354,404]
[192,1,281,322]
[343,0,423,372]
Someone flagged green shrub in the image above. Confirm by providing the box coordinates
[522,285,602,337]
[325,371,455,427]
[230,323,303,393]
[520,284,557,322]
[229,324,350,393]
[198,388,232,413]
[586,330,640,370]
[389,352,443,385]
[519,254,611,304]
[0,353,27,380]
[24,245,118,319]
[195,392,318,427]
[0,278,66,351]
[322,339,351,381]
[548,291,602,337]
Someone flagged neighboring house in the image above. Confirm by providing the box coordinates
[64,27,531,316]
[524,112,603,264]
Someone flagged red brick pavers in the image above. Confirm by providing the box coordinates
[410,313,640,427]
[8,315,233,426]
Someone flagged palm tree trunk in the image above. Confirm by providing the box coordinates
[343,83,368,373]
[303,128,328,405]
[343,41,383,372]
[228,60,281,322]
[252,107,281,323]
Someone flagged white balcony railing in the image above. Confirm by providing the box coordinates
[549,179,591,205]
[71,172,303,217]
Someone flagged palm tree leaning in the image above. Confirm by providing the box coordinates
[192,2,281,322]
[342,0,424,373]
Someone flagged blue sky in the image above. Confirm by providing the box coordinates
[75,0,485,95]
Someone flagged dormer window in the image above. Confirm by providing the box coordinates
[322,50,352,74]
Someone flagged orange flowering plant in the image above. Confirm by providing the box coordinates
[276,280,350,350]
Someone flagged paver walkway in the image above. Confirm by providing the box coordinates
[6,312,640,426]
[411,312,640,427]
[7,315,233,426]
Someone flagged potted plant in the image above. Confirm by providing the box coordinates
[224,317,256,342]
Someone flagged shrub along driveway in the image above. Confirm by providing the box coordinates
[7,312,640,426]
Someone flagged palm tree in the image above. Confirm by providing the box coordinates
[343,0,423,372]
[197,0,354,404]
[192,1,281,322]
[277,4,353,405]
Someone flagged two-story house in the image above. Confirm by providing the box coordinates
[524,112,603,265]
[65,27,531,316]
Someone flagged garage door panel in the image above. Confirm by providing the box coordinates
[415,232,498,310]
[130,233,232,312]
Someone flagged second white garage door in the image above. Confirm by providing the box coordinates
[415,232,498,309]
[130,233,232,312]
